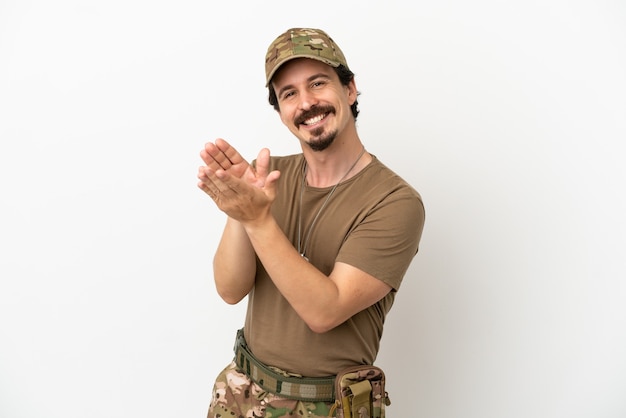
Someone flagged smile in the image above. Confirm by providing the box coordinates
[302,112,329,126]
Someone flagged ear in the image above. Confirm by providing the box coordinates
[346,79,358,105]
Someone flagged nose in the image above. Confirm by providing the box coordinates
[298,89,319,110]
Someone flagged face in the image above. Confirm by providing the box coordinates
[271,58,357,152]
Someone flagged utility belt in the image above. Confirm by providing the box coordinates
[233,329,391,417]
[234,328,336,402]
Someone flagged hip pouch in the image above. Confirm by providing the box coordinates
[330,365,391,418]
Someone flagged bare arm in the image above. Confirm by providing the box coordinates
[198,138,263,304]
[212,217,256,304]
[202,146,391,333]
[244,216,391,333]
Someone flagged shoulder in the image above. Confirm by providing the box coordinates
[268,154,304,172]
[252,153,303,172]
[357,156,426,243]
[359,156,424,209]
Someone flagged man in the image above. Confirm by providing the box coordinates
[198,28,425,418]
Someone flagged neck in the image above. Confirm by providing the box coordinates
[303,140,371,188]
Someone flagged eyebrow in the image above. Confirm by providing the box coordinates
[276,72,332,98]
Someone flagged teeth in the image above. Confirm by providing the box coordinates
[303,114,326,125]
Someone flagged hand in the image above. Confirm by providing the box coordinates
[199,138,251,181]
[197,139,281,224]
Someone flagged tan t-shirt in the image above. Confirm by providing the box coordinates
[244,154,425,377]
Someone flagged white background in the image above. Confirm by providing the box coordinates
[1,1,625,417]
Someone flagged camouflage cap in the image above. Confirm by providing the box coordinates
[264,28,349,86]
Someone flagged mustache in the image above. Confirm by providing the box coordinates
[295,105,335,125]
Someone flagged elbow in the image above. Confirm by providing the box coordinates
[307,324,333,334]
[213,271,254,305]
[216,288,247,305]
[305,317,340,334]
[220,294,245,305]
[302,305,347,334]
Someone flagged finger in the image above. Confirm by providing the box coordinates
[197,177,218,198]
[201,141,233,170]
[215,138,246,166]
[263,170,281,200]
[197,167,225,198]
[197,181,214,197]
[197,166,213,183]
[255,148,271,179]
[199,145,220,168]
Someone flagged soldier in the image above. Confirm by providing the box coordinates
[198,28,425,418]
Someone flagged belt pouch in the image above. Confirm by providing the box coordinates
[333,365,390,418]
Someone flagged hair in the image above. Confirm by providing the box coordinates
[267,64,360,120]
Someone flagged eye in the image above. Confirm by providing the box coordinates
[280,90,296,101]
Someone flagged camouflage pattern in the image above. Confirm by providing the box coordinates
[265,28,349,86]
[334,366,389,418]
[207,361,334,418]
[234,328,335,402]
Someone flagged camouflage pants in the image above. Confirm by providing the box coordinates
[207,361,334,418]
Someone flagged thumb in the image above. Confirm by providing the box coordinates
[263,170,281,199]
[255,148,271,178]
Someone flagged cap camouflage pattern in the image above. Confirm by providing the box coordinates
[265,28,349,86]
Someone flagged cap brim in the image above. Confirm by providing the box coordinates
[265,56,341,87]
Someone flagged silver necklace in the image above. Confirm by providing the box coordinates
[297,146,366,261]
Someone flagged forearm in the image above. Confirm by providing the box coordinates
[243,216,343,332]
[213,217,256,304]
[201,148,390,330]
